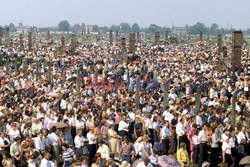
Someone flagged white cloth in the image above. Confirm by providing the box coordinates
[198,129,208,143]
[74,135,86,148]
[48,133,59,146]
[34,137,45,150]
[87,132,96,144]
[40,158,55,167]
[176,122,185,137]
[222,142,231,155]
[118,120,129,132]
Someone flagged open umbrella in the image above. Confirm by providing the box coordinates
[240,156,250,165]
[50,122,68,129]
[157,155,181,167]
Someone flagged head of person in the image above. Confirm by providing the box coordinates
[143,134,149,143]
[124,136,129,143]
[98,139,104,147]
[143,158,149,166]
[77,129,82,136]
[43,151,51,160]
[180,142,187,150]
[61,143,69,151]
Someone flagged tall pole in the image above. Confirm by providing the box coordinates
[0,27,2,46]
[121,37,126,53]
[163,78,173,110]
[155,32,160,45]
[231,31,243,72]
[129,33,136,54]
[28,31,32,51]
[109,30,113,46]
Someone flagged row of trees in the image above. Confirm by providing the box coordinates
[2,21,250,35]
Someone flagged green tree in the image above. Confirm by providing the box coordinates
[189,22,206,35]
[9,23,16,32]
[110,25,120,32]
[210,23,219,35]
[131,23,140,33]
[58,20,70,32]
[92,25,99,32]
[120,23,131,33]
[147,24,161,34]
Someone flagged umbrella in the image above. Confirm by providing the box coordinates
[132,158,143,167]
[47,92,61,98]
[240,156,250,165]
[158,155,181,167]
[50,122,68,129]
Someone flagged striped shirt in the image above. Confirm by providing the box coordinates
[62,148,75,162]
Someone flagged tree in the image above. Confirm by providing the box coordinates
[131,23,140,33]
[147,24,161,34]
[210,23,219,35]
[120,23,131,33]
[189,22,206,35]
[9,23,16,32]
[71,23,81,32]
[58,20,70,32]
[92,25,99,32]
[110,25,120,32]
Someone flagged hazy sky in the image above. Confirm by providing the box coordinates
[0,0,250,29]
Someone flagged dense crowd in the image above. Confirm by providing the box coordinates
[0,37,249,167]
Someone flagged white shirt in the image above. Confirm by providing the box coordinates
[0,137,5,150]
[176,122,185,137]
[145,118,153,129]
[222,142,231,155]
[60,99,67,110]
[40,158,55,167]
[237,131,249,144]
[48,133,59,146]
[9,129,20,140]
[196,115,203,126]
[87,132,96,144]
[34,136,45,150]
[163,111,173,122]
[76,120,85,129]
[74,135,86,148]
[192,135,200,145]
[118,120,129,132]
[198,129,208,143]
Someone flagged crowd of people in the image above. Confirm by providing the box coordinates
[0,35,249,167]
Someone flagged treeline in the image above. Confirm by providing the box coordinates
[2,21,250,35]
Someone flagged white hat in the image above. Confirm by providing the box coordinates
[120,161,131,167]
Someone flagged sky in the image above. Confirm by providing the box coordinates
[0,0,250,29]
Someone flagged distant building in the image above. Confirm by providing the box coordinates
[16,23,33,34]
[173,27,188,36]
[84,25,93,34]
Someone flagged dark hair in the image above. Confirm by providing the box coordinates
[50,126,57,133]
[62,143,69,148]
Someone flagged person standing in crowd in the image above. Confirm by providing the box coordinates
[61,143,76,167]
[108,124,121,159]
[120,136,134,164]
[177,142,189,167]
[87,126,97,166]
[210,127,221,167]
[97,140,110,166]
[40,151,55,167]
[222,136,233,166]
[161,121,171,155]
[139,134,153,159]
[118,115,129,138]
[192,129,199,166]
[176,118,186,148]
[74,129,88,158]
[198,124,208,167]
[237,126,249,162]
[48,126,61,167]
[10,136,23,166]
